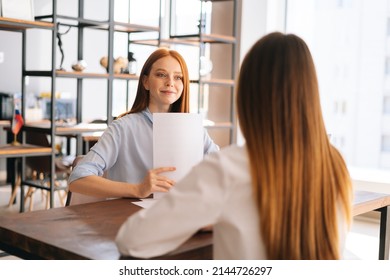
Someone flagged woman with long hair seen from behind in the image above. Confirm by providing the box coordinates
[115,32,353,259]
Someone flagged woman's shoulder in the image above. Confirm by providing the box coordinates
[197,144,250,187]
[111,111,148,128]
[219,144,246,156]
[206,144,248,166]
[116,111,145,121]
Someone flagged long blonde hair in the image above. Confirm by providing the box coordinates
[236,32,352,259]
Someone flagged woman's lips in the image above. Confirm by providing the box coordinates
[161,90,176,95]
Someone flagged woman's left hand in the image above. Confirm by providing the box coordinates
[137,166,176,197]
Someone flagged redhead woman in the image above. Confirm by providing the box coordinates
[68,48,219,199]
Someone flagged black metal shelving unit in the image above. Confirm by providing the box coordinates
[0,0,162,211]
[0,16,56,212]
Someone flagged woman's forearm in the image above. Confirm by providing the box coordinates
[69,175,143,198]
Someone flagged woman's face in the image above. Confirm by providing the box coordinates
[143,56,184,113]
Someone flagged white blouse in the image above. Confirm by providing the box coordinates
[115,144,349,259]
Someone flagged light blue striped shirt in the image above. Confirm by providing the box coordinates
[68,109,219,185]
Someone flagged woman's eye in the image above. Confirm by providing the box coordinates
[156,72,167,78]
[175,76,183,80]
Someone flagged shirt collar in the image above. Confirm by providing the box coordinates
[142,107,153,125]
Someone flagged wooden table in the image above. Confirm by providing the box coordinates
[0,198,212,260]
[0,190,389,260]
[353,190,390,259]
[0,144,52,158]
[24,122,107,154]
[0,120,10,128]
[24,122,107,135]
[0,144,53,211]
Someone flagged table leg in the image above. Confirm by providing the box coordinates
[19,159,25,213]
[378,205,390,260]
[10,158,17,205]
[7,175,20,207]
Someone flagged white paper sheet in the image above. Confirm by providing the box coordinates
[153,113,203,198]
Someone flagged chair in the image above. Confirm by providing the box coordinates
[65,155,106,206]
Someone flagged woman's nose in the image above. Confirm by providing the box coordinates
[166,77,174,86]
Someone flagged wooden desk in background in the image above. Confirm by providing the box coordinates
[2,120,106,153]
[0,190,388,260]
[20,121,106,154]
[0,144,53,212]
[23,121,107,135]
[0,120,10,129]
[81,131,103,151]
[0,144,52,158]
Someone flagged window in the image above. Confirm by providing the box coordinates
[286,0,389,170]
[382,135,390,152]
[384,96,390,114]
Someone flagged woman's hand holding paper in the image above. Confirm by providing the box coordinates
[137,167,176,198]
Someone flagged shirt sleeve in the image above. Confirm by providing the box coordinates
[203,128,220,154]
[115,152,227,258]
[67,151,106,184]
[68,120,123,184]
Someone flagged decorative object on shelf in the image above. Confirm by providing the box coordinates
[126,52,137,75]
[56,22,71,71]
[199,56,213,76]
[99,56,108,70]
[1,0,35,21]
[71,60,87,72]
[11,107,24,146]
[100,56,128,74]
